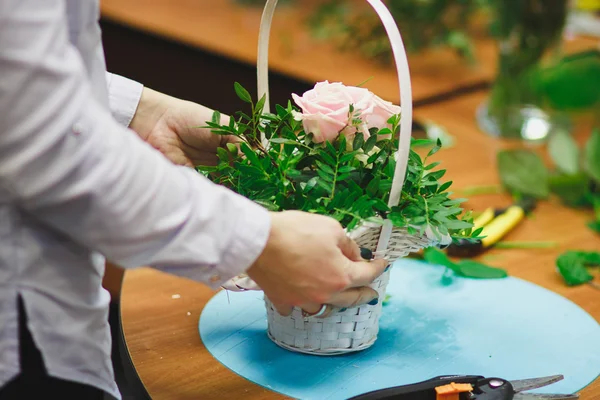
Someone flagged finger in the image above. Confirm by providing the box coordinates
[299,287,379,319]
[327,287,379,308]
[271,300,293,316]
[337,234,362,262]
[344,258,389,288]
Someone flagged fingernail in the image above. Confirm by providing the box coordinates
[384,265,390,272]
[367,298,379,306]
[360,247,373,260]
[339,307,347,312]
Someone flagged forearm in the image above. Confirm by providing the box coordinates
[0,0,270,286]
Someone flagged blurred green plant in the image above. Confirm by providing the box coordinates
[496,128,600,234]
[308,0,486,65]
[479,0,570,139]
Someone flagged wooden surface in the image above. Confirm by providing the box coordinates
[100,0,597,104]
[120,90,600,400]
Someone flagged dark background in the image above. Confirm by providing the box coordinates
[100,19,314,117]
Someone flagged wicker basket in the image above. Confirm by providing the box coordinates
[256,0,446,355]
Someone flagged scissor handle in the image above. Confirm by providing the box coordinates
[347,375,484,400]
[471,377,515,400]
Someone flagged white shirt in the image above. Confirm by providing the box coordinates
[0,1,270,398]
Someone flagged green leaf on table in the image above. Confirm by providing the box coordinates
[497,150,549,199]
[423,247,456,270]
[577,251,600,266]
[548,172,589,207]
[589,221,600,234]
[548,130,579,175]
[454,260,508,279]
[584,129,600,183]
[556,251,595,286]
[234,82,252,103]
[423,248,507,279]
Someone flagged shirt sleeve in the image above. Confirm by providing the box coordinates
[0,0,270,288]
[105,72,143,127]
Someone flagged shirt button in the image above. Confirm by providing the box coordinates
[72,123,83,135]
[210,274,221,283]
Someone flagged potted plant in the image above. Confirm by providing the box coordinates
[200,0,480,354]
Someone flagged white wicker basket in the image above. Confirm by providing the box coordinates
[256,0,444,355]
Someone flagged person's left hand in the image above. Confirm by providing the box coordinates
[129,87,237,167]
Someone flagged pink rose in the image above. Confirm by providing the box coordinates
[292,81,401,143]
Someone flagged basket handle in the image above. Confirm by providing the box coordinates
[257,0,414,256]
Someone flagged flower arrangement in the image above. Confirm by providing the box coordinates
[205,0,484,355]
[199,81,480,242]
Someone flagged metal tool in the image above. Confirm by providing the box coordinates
[347,374,578,400]
[446,197,536,257]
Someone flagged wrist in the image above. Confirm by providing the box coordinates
[129,87,172,140]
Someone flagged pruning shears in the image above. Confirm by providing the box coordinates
[446,197,537,257]
[348,374,578,400]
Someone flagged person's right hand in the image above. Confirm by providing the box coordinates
[245,211,388,316]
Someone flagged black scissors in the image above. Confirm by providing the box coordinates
[348,374,578,400]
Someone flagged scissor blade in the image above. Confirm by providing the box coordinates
[513,393,579,400]
[511,375,565,392]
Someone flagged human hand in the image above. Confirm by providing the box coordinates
[245,211,388,316]
[129,87,236,167]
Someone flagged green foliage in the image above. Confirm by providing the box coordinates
[497,149,549,199]
[307,0,482,65]
[556,250,600,286]
[497,130,600,234]
[199,83,477,242]
[423,248,508,279]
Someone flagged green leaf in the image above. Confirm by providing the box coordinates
[211,111,221,124]
[548,130,579,175]
[364,134,378,153]
[255,94,267,114]
[240,142,262,169]
[216,147,230,162]
[556,251,594,286]
[423,248,456,270]
[275,104,288,118]
[411,138,435,147]
[454,261,508,279]
[226,143,238,154]
[548,172,589,207]
[316,161,335,175]
[270,138,299,146]
[497,150,549,199]
[589,220,600,234]
[584,129,600,182]
[234,82,252,103]
[438,181,453,193]
[424,162,441,171]
[353,133,365,151]
[577,251,600,265]
[316,178,333,192]
[427,140,442,157]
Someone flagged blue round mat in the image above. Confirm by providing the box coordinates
[199,259,600,400]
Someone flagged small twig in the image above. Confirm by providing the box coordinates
[356,76,374,87]
[587,281,600,292]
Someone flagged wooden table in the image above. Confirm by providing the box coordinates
[100,0,598,105]
[120,89,600,400]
